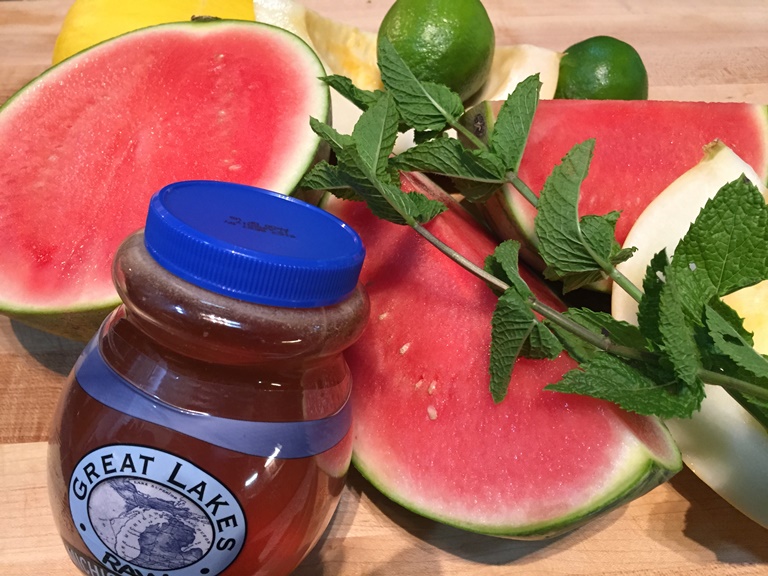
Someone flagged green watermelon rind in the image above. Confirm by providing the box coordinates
[352,436,680,538]
[0,19,330,340]
[5,303,118,342]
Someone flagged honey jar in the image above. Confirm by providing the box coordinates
[48,180,368,575]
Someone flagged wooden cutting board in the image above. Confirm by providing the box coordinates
[1,1,767,574]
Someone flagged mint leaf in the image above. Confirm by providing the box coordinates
[321,74,383,111]
[637,250,669,350]
[672,176,768,315]
[377,37,464,132]
[705,296,754,345]
[705,304,768,379]
[405,191,448,223]
[547,353,701,419]
[487,240,534,299]
[344,147,409,224]
[352,92,399,180]
[300,161,359,200]
[658,266,703,389]
[490,74,541,171]
[548,308,646,363]
[344,94,414,224]
[536,140,629,290]
[391,138,506,201]
[308,117,370,185]
[521,323,563,360]
[490,289,536,402]
[535,140,598,274]
[309,116,354,156]
[304,118,383,202]
[485,243,561,361]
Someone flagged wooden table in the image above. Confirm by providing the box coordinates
[2,1,768,574]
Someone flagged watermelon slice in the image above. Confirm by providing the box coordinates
[466,100,768,276]
[324,172,681,538]
[0,20,329,340]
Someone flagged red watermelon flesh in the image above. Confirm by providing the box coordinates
[325,172,681,537]
[479,100,768,268]
[0,20,328,335]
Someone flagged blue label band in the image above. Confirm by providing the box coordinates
[74,337,351,459]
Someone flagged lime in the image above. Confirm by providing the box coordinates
[377,0,495,102]
[555,35,648,100]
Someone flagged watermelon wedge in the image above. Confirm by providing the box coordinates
[324,172,681,538]
[467,100,768,276]
[0,20,329,340]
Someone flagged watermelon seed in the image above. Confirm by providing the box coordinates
[427,405,438,420]
[399,342,411,354]
[415,378,424,390]
[427,381,437,395]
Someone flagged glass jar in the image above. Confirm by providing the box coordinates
[48,180,368,576]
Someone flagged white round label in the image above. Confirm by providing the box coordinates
[69,445,246,575]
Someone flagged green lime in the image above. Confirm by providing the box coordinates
[377,0,495,102]
[555,35,648,100]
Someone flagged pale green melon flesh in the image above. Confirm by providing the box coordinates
[326,172,681,538]
[0,20,329,339]
[612,142,768,528]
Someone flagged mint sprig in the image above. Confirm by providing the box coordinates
[299,40,768,424]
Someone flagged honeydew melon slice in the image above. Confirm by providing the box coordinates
[325,171,681,538]
[0,20,329,340]
[611,141,768,528]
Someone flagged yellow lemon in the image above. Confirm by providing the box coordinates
[53,0,255,64]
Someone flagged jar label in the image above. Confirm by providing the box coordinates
[69,445,245,576]
[74,336,351,458]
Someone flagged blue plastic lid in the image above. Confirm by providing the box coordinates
[143,180,365,308]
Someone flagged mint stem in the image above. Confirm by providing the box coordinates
[700,369,768,402]
[506,171,539,208]
[413,223,507,291]
[606,266,645,302]
[580,234,645,302]
[451,117,489,151]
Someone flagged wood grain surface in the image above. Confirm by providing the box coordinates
[1,1,768,574]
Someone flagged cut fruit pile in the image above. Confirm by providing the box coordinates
[612,142,768,529]
[6,0,766,539]
[324,172,681,538]
[0,20,328,340]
